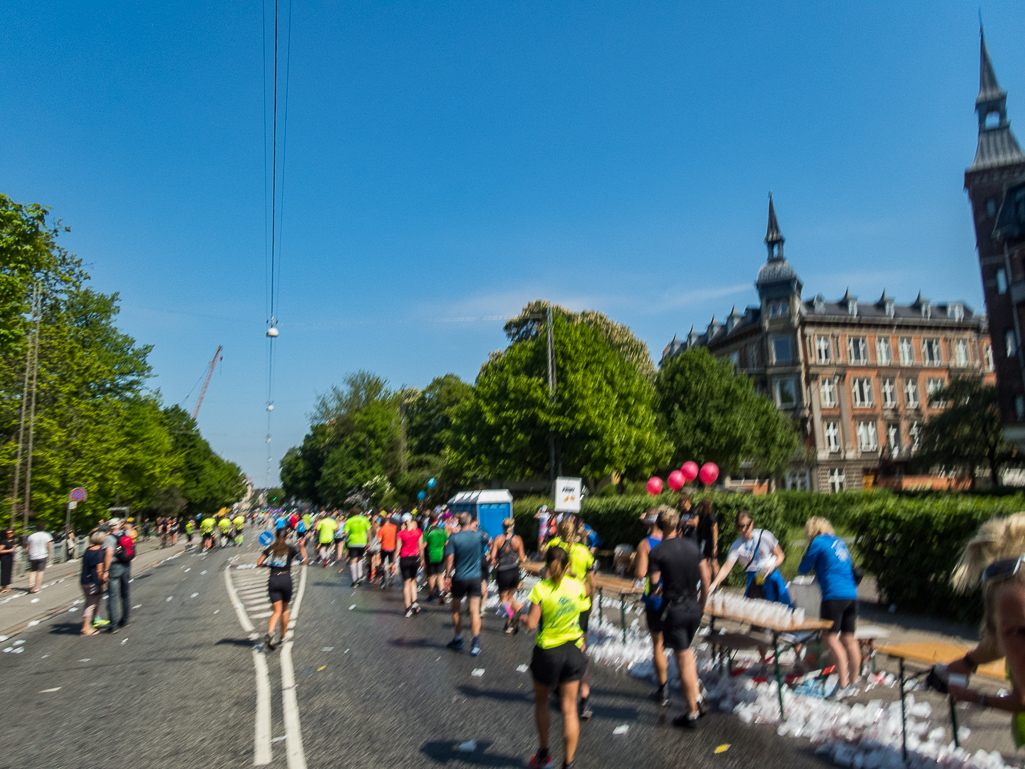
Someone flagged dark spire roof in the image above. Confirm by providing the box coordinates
[875,290,893,307]
[970,30,1025,172]
[765,193,784,250]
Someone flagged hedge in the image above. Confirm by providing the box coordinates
[510,489,1025,621]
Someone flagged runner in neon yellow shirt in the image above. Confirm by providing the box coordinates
[344,511,371,586]
[200,517,215,552]
[315,515,338,565]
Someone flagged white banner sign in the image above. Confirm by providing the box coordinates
[555,477,582,513]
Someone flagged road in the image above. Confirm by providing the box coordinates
[0,538,827,769]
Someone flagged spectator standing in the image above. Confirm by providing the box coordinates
[103,518,133,632]
[648,508,710,729]
[0,529,16,593]
[534,505,552,554]
[79,532,107,636]
[685,499,719,579]
[26,523,53,594]
[798,516,861,697]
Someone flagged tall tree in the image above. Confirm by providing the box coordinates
[916,377,1022,487]
[654,347,799,476]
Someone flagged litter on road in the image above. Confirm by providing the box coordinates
[516,664,529,673]
[613,725,629,736]
[714,745,730,754]
[458,741,477,752]
[40,688,61,693]
[471,668,485,677]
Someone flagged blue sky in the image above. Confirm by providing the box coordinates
[4,1,1024,486]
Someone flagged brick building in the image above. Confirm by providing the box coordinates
[662,198,993,493]
[965,33,1025,449]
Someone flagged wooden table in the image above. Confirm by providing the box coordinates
[705,607,834,719]
[875,641,1006,761]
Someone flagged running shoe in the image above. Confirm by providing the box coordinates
[671,712,699,730]
[578,700,593,720]
[650,686,670,707]
[264,633,276,651]
[92,617,110,628]
[528,752,554,769]
[447,637,464,651]
[470,637,481,656]
[412,602,421,615]
[405,608,414,618]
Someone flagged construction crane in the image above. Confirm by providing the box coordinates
[192,346,223,420]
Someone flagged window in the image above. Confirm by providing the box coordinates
[773,336,793,364]
[877,338,893,366]
[768,301,789,319]
[922,339,942,366]
[881,378,897,408]
[816,336,832,364]
[987,198,997,217]
[747,343,760,369]
[927,378,946,407]
[847,336,868,365]
[886,424,900,457]
[856,421,878,451]
[899,337,915,365]
[986,344,994,371]
[1017,396,1025,421]
[825,422,840,452]
[1007,330,1017,358]
[950,303,965,321]
[997,268,1008,295]
[785,470,810,491]
[955,339,969,367]
[904,378,920,408]
[775,378,797,407]
[909,422,922,451]
[820,378,837,407]
[851,377,874,407]
[828,467,846,493]
[729,351,740,371]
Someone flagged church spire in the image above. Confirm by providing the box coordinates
[969,30,1025,171]
[765,193,784,260]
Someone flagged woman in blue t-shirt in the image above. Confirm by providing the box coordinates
[798,516,860,697]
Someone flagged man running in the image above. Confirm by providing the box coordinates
[199,515,216,552]
[184,518,195,549]
[344,509,371,586]
[315,512,338,565]
[378,513,398,586]
[635,508,669,706]
[233,512,246,546]
[424,514,449,603]
[444,513,486,656]
[217,515,231,547]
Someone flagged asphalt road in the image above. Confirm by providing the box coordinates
[0,539,829,769]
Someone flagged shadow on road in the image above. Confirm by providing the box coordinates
[456,684,532,705]
[421,740,523,767]
[48,622,83,636]
[387,637,450,650]
[215,637,258,648]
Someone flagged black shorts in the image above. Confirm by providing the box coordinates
[381,550,395,566]
[579,608,591,634]
[480,559,491,581]
[268,574,293,604]
[821,599,857,634]
[644,604,663,634]
[661,602,702,651]
[450,578,481,599]
[186,533,193,542]
[28,558,46,573]
[348,546,365,559]
[399,556,420,581]
[530,641,587,689]
[426,560,445,577]
[495,567,520,592]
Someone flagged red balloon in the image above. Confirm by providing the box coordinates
[699,462,719,485]
[667,470,686,491]
[680,461,699,482]
[646,477,663,496]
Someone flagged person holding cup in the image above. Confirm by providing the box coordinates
[708,511,791,607]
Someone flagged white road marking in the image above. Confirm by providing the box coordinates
[224,569,269,765]
[251,611,274,618]
[280,564,308,769]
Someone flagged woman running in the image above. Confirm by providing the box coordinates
[256,528,307,650]
[490,517,526,633]
[396,513,424,617]
[367,517,382,582]
[521,545,587,769]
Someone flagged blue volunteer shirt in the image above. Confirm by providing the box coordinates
[444,529,484,581]
[798,534,858,601]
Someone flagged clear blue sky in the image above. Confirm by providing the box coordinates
[4,1,1024,486]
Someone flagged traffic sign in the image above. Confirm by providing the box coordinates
[69,487,87,502]
[258,531,273,546]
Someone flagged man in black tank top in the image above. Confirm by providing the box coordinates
[648,508,710,730]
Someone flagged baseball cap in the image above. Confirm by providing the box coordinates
[401,513,412,523]
[108,517,123,527]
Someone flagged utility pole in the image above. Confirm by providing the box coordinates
[546,304,558,487]
[399,386,409,474]
[23,288,42,535]
[10,285,40,532]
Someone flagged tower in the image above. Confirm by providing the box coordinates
[965,31,1025,445]
[756,195,802,318]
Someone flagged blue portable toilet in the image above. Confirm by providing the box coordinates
[447,490,513,540]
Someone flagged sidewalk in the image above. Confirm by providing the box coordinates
[0,537,187,638]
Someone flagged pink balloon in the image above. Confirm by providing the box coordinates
[646,477,663,496]
[667,470,686,491]
[680,461,699,482]
[699,462,719,485]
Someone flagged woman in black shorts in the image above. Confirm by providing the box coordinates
[489,518,526,633]
[256,528,307,650]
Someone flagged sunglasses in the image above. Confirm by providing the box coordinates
[982,555,1025,584]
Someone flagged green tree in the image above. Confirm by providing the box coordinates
[915,377,1022,487]
[448,306,669,486]
[654,347,799,476]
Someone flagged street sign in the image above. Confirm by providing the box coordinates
[554,477,582,513]
[68,501,78,510]
[69,487,87,502]
[258,531,273,546]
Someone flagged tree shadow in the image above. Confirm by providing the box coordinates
[420,740,523,767]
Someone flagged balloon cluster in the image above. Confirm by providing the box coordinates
[416,477,438,503]
[647,461,719,496]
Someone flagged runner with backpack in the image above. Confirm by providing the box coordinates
[103,518,135,633]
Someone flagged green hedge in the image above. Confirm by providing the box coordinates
[511,489,1025,620]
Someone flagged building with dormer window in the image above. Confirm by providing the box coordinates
[661,197,993,492]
